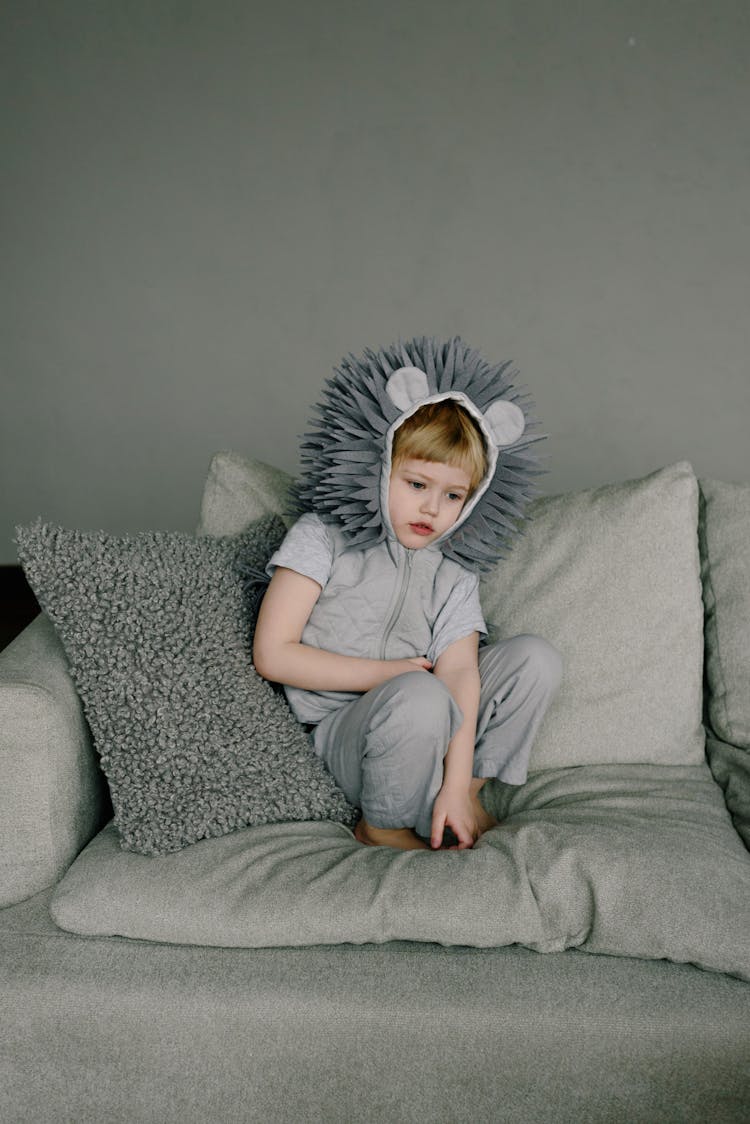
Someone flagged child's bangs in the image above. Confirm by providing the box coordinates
[392,402,487,492]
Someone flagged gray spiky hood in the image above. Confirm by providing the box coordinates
[294,336,545,573]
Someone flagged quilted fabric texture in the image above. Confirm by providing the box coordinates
[15,517,357,854]
[50,760,750,981]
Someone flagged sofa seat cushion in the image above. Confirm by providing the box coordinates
[15,515,356,856]
[200,454,706,770]
[50,760,750,981]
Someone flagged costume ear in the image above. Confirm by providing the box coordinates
[385,367,430,413]
[483,399,526,447]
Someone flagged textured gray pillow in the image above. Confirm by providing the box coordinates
[15,517,356,855]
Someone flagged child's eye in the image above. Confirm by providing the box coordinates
[447,492,464,502]
[408,480,425,490]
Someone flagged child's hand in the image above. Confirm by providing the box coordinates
[430,785,480,850]
[383,656,432,679]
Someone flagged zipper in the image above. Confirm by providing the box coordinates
[379,550,414,659]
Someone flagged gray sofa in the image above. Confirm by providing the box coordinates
[2,453,749,1123]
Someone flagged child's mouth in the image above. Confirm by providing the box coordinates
[409,522,434,536]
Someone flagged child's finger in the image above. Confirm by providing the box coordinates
[453,821,475,849]
[430,814,446,849]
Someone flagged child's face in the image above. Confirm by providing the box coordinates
[388,458,472,549]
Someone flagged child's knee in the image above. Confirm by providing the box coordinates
[481,635,563,701]
[361,674,452,830]
[515,634,563,693]
[372,671,458,753]
[384,669,454,716]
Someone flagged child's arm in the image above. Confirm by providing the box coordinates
[429,633,482,850]
[253,566,432,691]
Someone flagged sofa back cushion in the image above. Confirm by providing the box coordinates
[699,478,750,751]
[200,454,705,770]
[480,460,705,768]
[198,451,295,536]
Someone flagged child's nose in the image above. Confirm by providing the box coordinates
[420,491,439,515]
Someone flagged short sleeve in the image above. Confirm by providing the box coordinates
[266,513,334,589]
[428,570,487,665]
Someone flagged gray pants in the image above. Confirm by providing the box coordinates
[311,635,563,839]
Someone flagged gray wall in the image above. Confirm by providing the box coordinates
[2,0,749,563]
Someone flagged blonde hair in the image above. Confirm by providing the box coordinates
[391,400,488,494]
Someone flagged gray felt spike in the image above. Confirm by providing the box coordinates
[359,369,378,397]
[334,450,380,464]
[451,358,476,394]
[430,339,443,387]
[398,340,413,367]
[439,337,457,391]
[375,349,393,377]
[327,463,371,477]
[351,394,389,435]
[418,337,434,384]
[365,354,384,386]
[472,370,510,408]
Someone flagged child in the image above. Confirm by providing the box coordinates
[253,337,562,851]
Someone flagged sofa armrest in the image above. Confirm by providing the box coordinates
[0,613,110,906]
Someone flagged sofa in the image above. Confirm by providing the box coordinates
[2,452,749,1124]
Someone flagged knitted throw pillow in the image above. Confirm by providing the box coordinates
[15,516,357,855]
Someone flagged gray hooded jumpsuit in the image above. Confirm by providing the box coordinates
[266,338,562,839]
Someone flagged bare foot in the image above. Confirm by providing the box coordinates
[470,779,499,837]
[354,818,429,850]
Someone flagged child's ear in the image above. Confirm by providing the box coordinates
[483,399,526,447]
[385,367,430,412]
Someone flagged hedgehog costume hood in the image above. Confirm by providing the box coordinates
[294,336,544,574]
